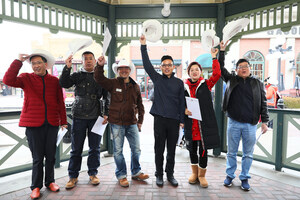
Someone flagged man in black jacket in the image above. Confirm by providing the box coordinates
[219,41,269,191]
[60,51,109,189]
[140,35,185,187]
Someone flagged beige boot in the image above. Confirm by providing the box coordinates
[198,167,208,188]
[188,164,198,184]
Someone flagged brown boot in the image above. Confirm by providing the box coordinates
[188,164,198,184]
[65,178,78,189]
[198,167,208,188]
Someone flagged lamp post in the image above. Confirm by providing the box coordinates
[268,44,292,91]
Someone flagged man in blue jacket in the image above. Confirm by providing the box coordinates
[140,35,185,187]
[219,41,269,191]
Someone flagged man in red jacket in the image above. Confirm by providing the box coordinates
[3,49,68,199]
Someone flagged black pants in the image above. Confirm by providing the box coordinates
[189,140,208,168]
[154,116,179,177]
[26,122,58,190]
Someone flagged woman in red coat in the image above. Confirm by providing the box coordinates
[184,48,221,188]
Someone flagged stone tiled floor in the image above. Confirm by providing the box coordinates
[1,160,300,200]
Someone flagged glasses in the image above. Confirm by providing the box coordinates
[161,64,173,68]
[237,65,250,69]
[31,61,44,66]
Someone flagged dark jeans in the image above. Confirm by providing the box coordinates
[154,116,179,177]
[189,140,208,168]
[25,122,58,190]
[68,118,101,178]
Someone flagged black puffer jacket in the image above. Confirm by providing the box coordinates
[218,51,269,124]
[59,66,109,119]
[184,81,220,150]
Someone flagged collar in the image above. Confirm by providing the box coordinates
[162,72,175,79]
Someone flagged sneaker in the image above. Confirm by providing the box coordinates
[89,175,100,185]
[223,176,233,187]
[65,178,78,189]
[241,179,251,191]
[132,173,149,181]
[119,178,129,187]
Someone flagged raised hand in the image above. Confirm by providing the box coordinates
[211,48,219,58]
[65,55,73,68]
[97,56,105,66]
[18,54,29,62]
[140,34,146,45]
[220,40,229,51]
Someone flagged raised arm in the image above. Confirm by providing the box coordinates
[59,55,76,88]
[94,56,115,92]
[218,41,232,82]
[140,35,160,82]
[206,49,221,90]
[3,54,29,88]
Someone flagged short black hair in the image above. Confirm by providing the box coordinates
[161,55,174,63]
[236,58,250,68]
[82,51,95,58]
[29,56,47,63]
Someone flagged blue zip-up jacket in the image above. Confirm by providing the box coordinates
[141,45,185,123]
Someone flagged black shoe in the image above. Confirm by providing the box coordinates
[167,176,178,187]
[156,176,164,187]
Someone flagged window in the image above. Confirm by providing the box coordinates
[243,50,265,81]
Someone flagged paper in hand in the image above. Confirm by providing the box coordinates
[177,127,184,145]
[56,128,68,146]
[91,116,108,136]
[185,97,202,121]
[102,28,112,56]
[255,131,263,145]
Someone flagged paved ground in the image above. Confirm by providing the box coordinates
[1,160,300,200]
[0,98,300,199]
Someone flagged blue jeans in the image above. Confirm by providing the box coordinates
[226,117,257,180]
[68,118,101,178]
[110,124,142,180]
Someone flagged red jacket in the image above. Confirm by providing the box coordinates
[3,60,67,127]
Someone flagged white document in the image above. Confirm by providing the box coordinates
[255,131,263,145]
[56,128,68,147]
[185,97,202,121]
[91,116,108,136]
[102,27,112,56]
[177,127,184,145]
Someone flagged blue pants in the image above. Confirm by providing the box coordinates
[226,117,257,180]
[68,118,101,178]
[110,124,142,180]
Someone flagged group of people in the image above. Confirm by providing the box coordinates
[3,35,269,199]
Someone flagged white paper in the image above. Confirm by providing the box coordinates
[56,128,68,146]
[102,28,112,56]
[185,97,202,121]
[177,127,184,145]
[91,116,108,136]
[255,131,263,145]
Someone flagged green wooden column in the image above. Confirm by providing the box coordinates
[108,5,116,79]
[105,5,116,155]
[213,3,226,156]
